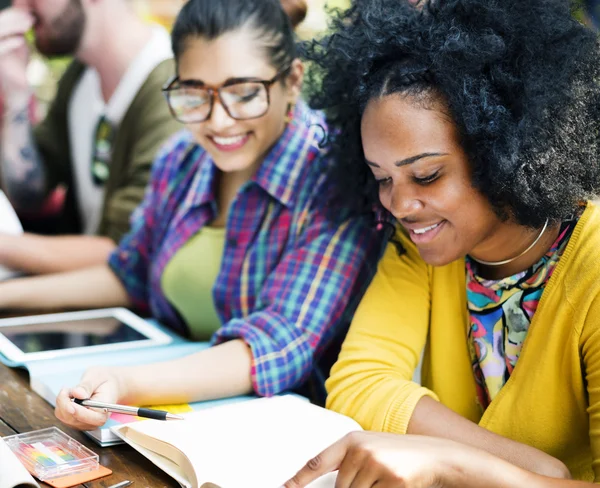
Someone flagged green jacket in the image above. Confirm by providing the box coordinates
[33,59,181,242]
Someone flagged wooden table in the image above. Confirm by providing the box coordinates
[0,362,178,488]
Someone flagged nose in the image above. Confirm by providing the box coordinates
[387,184,424,221]
[207,98,236,132]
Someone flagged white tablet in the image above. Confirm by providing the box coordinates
[0,308,173,363]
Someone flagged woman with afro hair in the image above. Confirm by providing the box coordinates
[283,0,600,486]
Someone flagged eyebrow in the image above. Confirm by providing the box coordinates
[365,152,449,168]
[178,76,265,87]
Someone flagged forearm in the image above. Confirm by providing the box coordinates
[408,396,570,479]
[1,94,48,211]
[0,233,116,275]
[0,264,131,311]
[443,445,592,488]
[116,339,253,405]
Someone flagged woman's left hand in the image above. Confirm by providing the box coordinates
[283,431,459,488]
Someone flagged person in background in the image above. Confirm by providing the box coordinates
[283,0,600,486]
[0,0,180,275]
[33,0,379,428]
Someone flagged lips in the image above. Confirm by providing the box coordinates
[413,222,440,235]
[208,133,250,152]
[405,220,446,245]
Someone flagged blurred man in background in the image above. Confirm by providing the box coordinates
[0,0,180,275]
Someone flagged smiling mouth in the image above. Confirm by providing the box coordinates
[407,220,446,244]
[208,133,250,151]
[413,222,440,235]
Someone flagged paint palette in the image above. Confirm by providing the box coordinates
[3,427,99,480]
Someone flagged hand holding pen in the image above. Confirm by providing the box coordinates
[72,398,184,421]
[54,366,184,431]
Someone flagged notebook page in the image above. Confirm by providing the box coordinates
[121,396,361,488]
[0,437,39,488]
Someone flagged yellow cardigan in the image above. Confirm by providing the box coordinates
[326,202,600,481]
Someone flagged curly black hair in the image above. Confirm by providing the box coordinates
[303,0,600,228]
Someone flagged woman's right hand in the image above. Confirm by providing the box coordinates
[55,366,125,431]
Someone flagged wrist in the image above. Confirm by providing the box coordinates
[115,366,139,404]
[436,446,474,488]
[442,444,532,488]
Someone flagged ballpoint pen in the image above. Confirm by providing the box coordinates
[73,398,185,421]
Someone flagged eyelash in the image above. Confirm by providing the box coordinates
[375,171,440,187]
[375,177,392,186]
[413,171,440,185]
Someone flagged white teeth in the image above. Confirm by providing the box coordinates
[413,223,440,235]
[212,134,246,146]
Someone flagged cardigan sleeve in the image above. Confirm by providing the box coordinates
[580,293,600,481]
[325,229,438,434]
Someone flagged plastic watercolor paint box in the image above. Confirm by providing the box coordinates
[3,426,99,481]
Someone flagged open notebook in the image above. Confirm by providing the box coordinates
[112,395,362,488]
[0,437,39,488]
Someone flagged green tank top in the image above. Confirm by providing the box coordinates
[161,226,226,340]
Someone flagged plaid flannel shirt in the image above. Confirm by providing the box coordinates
[108,102,381,396]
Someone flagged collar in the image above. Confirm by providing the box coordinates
[252,101,327,207]
[184,101,327,210]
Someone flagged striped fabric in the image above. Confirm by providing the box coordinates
[108,102,381,396]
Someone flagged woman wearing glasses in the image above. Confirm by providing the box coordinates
[0,0,381,429]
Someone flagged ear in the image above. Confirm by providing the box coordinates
[285,58,304,104]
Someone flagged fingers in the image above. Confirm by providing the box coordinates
[0,9,33,40]
[283,433,354,488]
[343,457,380,488]
[54,386,109,431]
[335,446,370,488]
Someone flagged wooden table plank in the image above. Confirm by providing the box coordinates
[0,391,72,488]
[0,364,178,488]
[0,417,15,436]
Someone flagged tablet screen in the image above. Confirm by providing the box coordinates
[0,318,148,354]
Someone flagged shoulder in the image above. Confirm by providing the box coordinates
[550,203,600,339]
[141,58,175,91]
[561,202,600,295]
[54,60,87,103]
[128,58,174,115]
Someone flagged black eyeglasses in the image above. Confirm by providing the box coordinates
[162,66,291,123]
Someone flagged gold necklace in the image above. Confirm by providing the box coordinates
[469,219,550,266]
